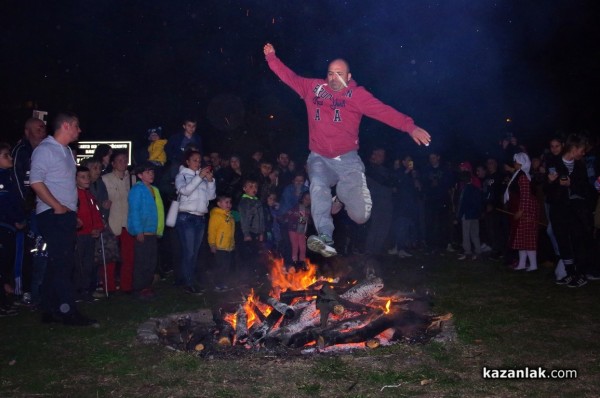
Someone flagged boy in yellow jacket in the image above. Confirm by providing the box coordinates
[147,127,168,166]
[208,195,235,291]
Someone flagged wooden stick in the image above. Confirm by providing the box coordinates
[495,208,547,227]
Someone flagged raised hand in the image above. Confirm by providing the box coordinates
[263,43,275,55]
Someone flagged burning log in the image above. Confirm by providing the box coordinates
[282,309,377,348]
[316,285,345,326]
[251,309,283,341]
[274,301,320,337]
[318,310,426,348]
[185,325,213,351]
[250,302,267,323]
[279,289,319,302]
[235,304,249,344]
[339,277,384,305]
[213,310,235,346]
[266,297,296,319]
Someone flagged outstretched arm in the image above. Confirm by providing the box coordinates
[263,42,311,98]
[408,127,431,146]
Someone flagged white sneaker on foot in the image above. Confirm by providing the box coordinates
[387,246,398,255]
[307,234,337,257]
[398,249,413,258]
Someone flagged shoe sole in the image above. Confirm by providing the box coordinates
[567,281,588,288]
[307,236,337,257]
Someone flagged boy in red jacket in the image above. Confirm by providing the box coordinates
[75,166,105,302]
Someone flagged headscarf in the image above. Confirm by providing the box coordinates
[503,152,531,203]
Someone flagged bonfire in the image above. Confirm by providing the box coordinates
[139,256,452,355]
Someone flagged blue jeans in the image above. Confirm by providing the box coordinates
[394,215,413,250]
[175,212,205,287]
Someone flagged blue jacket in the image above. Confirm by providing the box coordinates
[127,182,164,236]
[457,183,482,221]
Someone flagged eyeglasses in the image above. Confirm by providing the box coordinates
[0,153,12,159]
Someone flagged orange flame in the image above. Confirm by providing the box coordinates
[223,289,269,330]
[224,312,236,329]
[222,257,334,337]
[268,257,321,298]
[384,300,391,314]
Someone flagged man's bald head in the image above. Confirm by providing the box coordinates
[327,58,352,92]
[24,118,47,148]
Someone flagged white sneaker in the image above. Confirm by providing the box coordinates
[307,234,337,257]
[446,244,456,253]
[398,249,413,258]
[387,246,398,255]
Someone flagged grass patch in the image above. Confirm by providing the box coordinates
[311,356,351,379]
[297,383,322,394]
[1,252,599,397]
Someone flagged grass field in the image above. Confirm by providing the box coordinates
[1,251,599,397]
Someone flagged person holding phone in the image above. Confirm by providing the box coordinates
[174,149,215,294]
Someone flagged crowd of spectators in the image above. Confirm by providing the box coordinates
[1,113,599,323]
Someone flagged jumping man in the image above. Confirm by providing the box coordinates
[263,43,431,257]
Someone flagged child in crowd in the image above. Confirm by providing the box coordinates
[208,195,235,291]
[147,127,168,167]
[81,158,119,293]
[81,158,111,219]
[456,170,482,260]
[102,150,136,293]
[128,162,164,298]
[238,179,265,277]
[0,143,26,316]
[74,166,105,301]
[264,192,282,254]
[284,191,311,270]
[146,127,168,189]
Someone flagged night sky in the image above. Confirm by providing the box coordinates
[2,0,599,161]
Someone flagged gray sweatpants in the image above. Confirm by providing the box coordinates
[307,151,372,238]
[461,218,481,255]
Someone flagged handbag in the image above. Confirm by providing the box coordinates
[165,196,180,227]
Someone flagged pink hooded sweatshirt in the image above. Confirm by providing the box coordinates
[266,52,417,158]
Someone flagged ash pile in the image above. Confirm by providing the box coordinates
[137,257,452,356]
